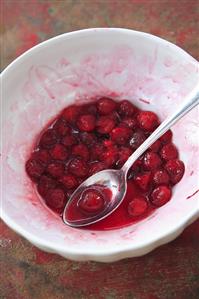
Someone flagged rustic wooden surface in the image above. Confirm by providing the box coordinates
[1,1,199,298]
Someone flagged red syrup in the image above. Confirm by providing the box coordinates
[85,181,154,231]
[25,97,185,230]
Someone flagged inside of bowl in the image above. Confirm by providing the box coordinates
[2,29,199,256]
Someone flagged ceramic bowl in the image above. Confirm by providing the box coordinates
[1,28,199,262]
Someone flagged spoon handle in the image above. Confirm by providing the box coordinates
[122,87,199,175]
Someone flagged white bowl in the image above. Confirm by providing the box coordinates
[1,28,199,262]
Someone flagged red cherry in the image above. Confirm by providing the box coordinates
[116,147,132,167]
[128,158,143,178]
[47,162,65,178]
[96,116,116,134]
[134,172,151,191]
[121,117,137,130]
[103,140,115,148]
[97,97,117,115]
[110,126,132,145]
[32,149,51,164]
[160,143,178,161]
[165,159,185,184]
[118,100,136,117]
[152,169,170,185]
[61,134,78,147]
[137,111,159,131]
[100,147,118,167]
[128,196,148,217]
[150,185,172,207]
[26,159,45,181]
[159,129,173,143]
[109,111,121,123]
[59,174,78,189]
[129,130,146,150]
[80,132,96,146]
[143,152,162,170]
[37,175,57,197]
[91,143,105,160]
[89,162,106,175]
[149,140,161,152]
[77,114,96,132]
[53,118,71,136]
[45,188,66,211]
[69,158,88,178]
[50,144,69,161]
[82,103,97,115]
[72,144,89,161]
[39,129,58,148]
[62,105,80,123]
[78,189,105,214]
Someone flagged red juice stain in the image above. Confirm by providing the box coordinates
[186,189,199,200]
[138,98,150,104]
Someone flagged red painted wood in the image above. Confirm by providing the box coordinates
[1,1,199,298]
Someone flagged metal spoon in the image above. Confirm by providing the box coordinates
[63,87,199,227]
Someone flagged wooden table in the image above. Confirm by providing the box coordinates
[1,1,199,298]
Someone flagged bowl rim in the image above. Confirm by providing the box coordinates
[1,28,199,260]
[2,208,199,259]
[1,27,198,77]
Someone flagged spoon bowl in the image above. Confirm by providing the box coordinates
[63,169,127,227]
